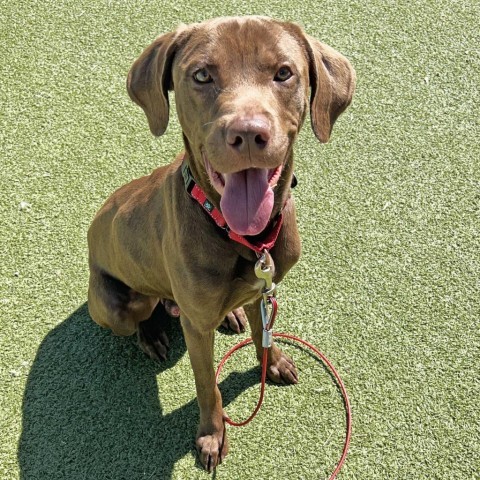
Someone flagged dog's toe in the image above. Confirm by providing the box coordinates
[220,307,247,334]
[137,308,171,362]
[196,430,228,472]
[267,348,298,385]
[162,299,180,317]
[138,330,169,361]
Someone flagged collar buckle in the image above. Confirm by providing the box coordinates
[181,161,196,194]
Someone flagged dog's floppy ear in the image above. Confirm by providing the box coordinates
[306,35,356,143]
[127,29,186,136]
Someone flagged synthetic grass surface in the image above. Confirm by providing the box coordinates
[1,1,479,479]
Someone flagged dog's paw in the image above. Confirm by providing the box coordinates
[137,317,170,362]
[220,307,247,334]
[267,347,298,385]
[196,429,229,472]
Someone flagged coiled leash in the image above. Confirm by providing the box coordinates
[215,251,352,480]
[182,161,351,479]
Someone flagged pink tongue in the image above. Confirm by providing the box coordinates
[220,169,274,236]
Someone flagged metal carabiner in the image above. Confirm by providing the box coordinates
[260,296,278,348]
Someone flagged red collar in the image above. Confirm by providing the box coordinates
[182,162,284,254]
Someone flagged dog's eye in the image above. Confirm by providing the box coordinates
[274,66,293,82]
[193,68,213,84]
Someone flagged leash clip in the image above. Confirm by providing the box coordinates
[255,251,276,297]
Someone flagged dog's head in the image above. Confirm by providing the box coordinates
[127,16,355,236]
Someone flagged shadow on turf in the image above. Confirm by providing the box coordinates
[18,303,259,479]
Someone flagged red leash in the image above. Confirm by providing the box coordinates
[215,332,352,479]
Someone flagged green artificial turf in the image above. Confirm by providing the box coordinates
[1,1,479,479]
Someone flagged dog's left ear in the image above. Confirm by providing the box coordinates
[127,27,188,136]
[305,35,356,143]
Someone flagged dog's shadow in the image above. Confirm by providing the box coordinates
[18,303,258,479]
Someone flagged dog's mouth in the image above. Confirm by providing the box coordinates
[203,153,283,236]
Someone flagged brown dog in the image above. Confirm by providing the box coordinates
[87,16,355,471]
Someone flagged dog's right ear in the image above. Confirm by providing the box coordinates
[127,29,185,136]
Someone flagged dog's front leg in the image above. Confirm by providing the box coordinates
[181,315,228,471]
[247,299,299,384]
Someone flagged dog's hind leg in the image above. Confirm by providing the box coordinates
[87,268,159,337]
